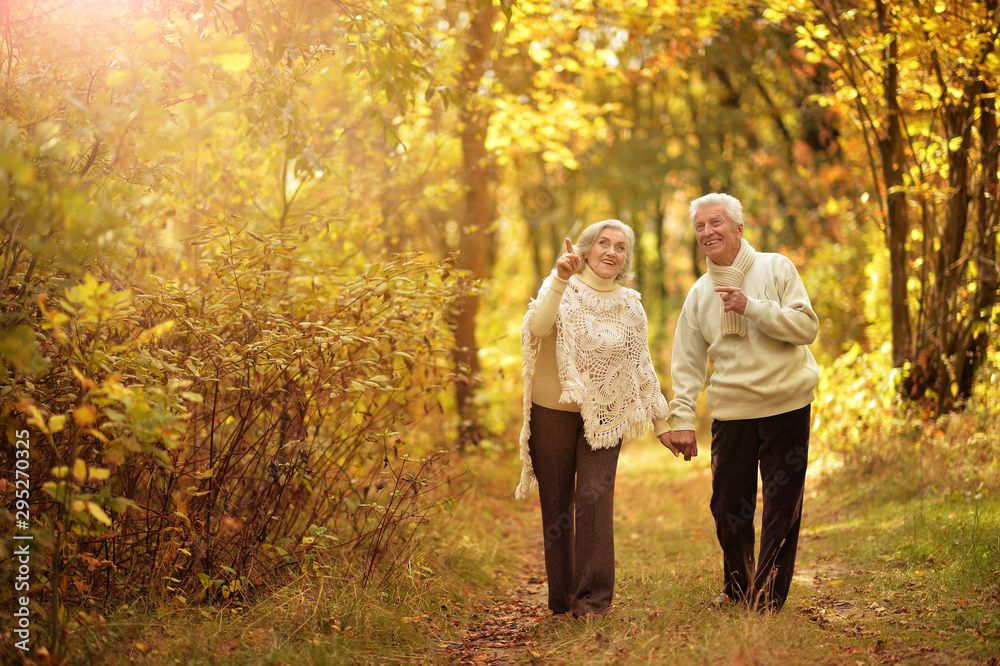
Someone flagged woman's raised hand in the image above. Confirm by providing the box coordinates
[556,237,581,279]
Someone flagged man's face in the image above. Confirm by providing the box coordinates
[694,204,743,266]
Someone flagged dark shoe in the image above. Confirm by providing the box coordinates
[708,592,732,608]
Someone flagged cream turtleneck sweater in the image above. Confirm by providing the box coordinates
[528,264,670,437]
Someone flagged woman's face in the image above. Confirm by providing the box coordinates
[585,227,629,279]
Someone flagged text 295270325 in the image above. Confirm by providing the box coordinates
[12,428,34,652]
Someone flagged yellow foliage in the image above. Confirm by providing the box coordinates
[73,458,88,482]
[74,405,98,426]
[86,502,113,526]
[88,467,111,482]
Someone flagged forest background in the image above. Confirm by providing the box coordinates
[1,0,998,663]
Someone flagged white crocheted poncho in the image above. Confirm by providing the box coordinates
[515,271,670,499]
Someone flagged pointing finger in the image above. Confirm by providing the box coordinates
[565,238,575,255]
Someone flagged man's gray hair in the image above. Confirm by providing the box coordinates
[571,219,636,282]
[690,193,744,229]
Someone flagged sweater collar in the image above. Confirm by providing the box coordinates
[578,263,620,292]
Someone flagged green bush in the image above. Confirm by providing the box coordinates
[1,136,467,655]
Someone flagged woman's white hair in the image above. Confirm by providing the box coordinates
[690,193,744,229]
[570,219,636,282]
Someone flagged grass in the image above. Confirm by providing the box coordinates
[21,418,1000,665]
[516,431,1000,665]
[511,433,1000,665]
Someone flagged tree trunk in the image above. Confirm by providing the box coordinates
[875,0,913,369]
[929,87,974,411]
[967,75,1000,392]
[452,0,500,446]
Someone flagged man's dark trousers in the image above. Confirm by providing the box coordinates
[710,404,811,611]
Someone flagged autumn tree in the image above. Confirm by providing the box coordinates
[776,0,1000,414]
[488,2,862,352]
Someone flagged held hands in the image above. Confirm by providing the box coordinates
[556,238,581,279]
[659,430,698,462]
[715,286,748,315]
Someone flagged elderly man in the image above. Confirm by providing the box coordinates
[668,193,819,612]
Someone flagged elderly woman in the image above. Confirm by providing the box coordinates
[515,219,677,618]
[669,193,819,612]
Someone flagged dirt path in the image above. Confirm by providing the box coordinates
[431,548,550,664]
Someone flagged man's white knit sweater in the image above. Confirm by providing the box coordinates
[670,252,819,431]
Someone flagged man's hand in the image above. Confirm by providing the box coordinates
[715,286,748,315]
[659,432,681,457]
[556,238,581,279]
[671,430,698,462]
